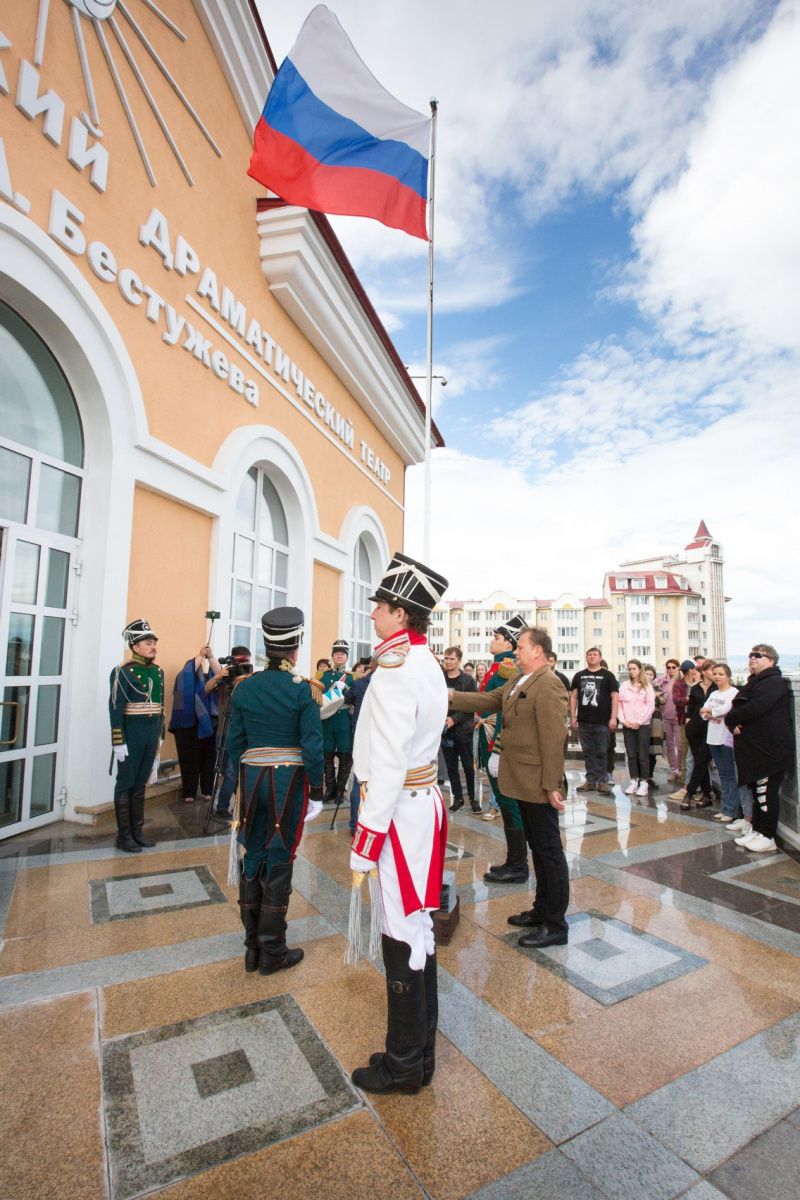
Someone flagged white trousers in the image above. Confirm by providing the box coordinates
[376,785,444,970]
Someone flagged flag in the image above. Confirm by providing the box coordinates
[249,5,430,240]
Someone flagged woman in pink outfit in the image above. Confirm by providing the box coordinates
[618,660,656,798]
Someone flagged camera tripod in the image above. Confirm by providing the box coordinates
[202,682,236,836]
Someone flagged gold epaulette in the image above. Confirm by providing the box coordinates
[307,678,324,705]
[498,659,519,680]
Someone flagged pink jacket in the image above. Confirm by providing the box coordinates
[618,681,656,726]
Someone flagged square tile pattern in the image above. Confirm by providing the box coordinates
[89,865,227,924]
[102,995,359,1198]
[506,910,707,1004]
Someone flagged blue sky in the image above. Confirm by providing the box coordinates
[259,1,799,658]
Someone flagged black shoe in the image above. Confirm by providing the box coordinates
[449,799,464,813]
[352,1056,421,1095]
[215,808,232,822]
[258,947,304,975]
[483,863,529,883]
[115,834,142,853]
[695,796,713,809]
[507,910,545,928]
[245,947,259,973]
[132,831,156,847]
[470,802,482,814]
[518,926,568,948]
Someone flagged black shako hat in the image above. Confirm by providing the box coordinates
[331,638,349,654]
[123,619,158,648]
[261,606,304,653]
[493,614,528,647]
[369,551,448,616]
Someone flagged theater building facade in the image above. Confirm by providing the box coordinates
[0,0,440,837]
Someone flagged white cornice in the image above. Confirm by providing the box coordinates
[256,205,425,464]
[193,0,273,134]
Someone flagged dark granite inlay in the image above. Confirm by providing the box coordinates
[505,910,707,1005]
[579,937,624,962]
[139,883,174,899]
[89,864,227,924]
[626,841,800,934]
[101,994,360,1199]
[191,1049,255,1099]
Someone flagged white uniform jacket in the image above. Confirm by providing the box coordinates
[351,631,448,915]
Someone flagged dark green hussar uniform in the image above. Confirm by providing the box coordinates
[478,616,530,884]
[319,637,354,804]
[109,619,164,853]
[226,606,324,976]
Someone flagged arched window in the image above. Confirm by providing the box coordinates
[1,299,84,835]
[230,466,289,666]
[351,535,374,661]
[0,299,84,533]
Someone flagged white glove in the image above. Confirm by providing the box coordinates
[488,752,500,778]
[113,745,129,763]
[350,850,373,874]
[304,798,323,823]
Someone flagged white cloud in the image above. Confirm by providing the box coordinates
[632,1,800,351]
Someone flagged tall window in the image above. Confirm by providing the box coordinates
[1,300,84,833]
[351,536,373,661]
[230,467,289,666]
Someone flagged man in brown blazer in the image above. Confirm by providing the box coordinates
[448,627,570,947]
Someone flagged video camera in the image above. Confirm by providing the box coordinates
[217,655,253,683]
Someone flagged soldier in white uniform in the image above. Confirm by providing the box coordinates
[349,552,449,1095]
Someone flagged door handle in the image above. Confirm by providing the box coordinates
[0,700,21,746]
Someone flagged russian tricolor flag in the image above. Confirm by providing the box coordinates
[249,5,431,240]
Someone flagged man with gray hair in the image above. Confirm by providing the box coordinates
[725,644,792,853]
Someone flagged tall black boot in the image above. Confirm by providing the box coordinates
[335,753,353,803]
[238,867,262,972]
[352,935,425,1095]
[257,861,304,974]
[130,787,156,847]
[484,809,528,883]
[368,949,438,1086]
[323,753,337,802]
[114,793,141,854]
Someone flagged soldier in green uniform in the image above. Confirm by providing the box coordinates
[109,619,164,853]
[226,607,324,975]
[476,616,530,883]
[319,638,354,804]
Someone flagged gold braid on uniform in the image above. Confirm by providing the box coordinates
[498,658,519,680]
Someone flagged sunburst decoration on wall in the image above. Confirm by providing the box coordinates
[32,0,222,186]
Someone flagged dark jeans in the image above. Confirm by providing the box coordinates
[577,722,610,785]
[443,733,475,801]
[349,773,361,833]
[622,725,650,781]
[518,801,570,935]
[750,770,785,839]
[173,725,216,799]
[685,728,711,798]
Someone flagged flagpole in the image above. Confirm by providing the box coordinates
[423,97,438,564]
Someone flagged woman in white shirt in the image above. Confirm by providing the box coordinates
[699,663,739,823]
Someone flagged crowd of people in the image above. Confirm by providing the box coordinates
[107,571,793,1098]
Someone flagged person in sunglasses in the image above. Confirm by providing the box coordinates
[724,645,792,853]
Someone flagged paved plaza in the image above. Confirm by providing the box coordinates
[1,767,799,1200]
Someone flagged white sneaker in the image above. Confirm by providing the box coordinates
[744,833,777,853]
[669,787,687,801]
[735,829,758,846]
[624,780,638,795]
[726,819,749,833]
[636,780,649,797]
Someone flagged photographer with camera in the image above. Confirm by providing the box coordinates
[168,644,227,805]
[211,646,253,820]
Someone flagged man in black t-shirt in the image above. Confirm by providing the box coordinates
[570,648,619,795]
[441,646,479,812]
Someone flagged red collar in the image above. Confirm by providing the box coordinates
[402,628,427,646]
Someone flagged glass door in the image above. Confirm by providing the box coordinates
[0,524,74,838]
